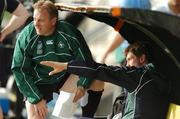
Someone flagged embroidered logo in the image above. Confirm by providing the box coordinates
[46,40,54,45]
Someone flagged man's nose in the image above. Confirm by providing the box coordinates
[34,20,39,26]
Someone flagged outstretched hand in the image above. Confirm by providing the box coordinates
[40,61,68,75]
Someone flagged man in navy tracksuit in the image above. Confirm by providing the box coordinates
[41,41,170,119]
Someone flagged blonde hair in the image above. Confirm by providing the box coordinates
[33,0,58,19]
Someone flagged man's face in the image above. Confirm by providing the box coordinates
[33,9,56,36]
[126,52,143,67]
[170,0,180,6]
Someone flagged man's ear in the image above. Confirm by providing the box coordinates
[52,17,57,26]
[140,54,146,64]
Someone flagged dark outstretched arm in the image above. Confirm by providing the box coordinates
[67,60,138,91]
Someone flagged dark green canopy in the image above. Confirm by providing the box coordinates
[56,4,180,105]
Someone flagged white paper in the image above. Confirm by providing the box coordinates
[52,91,77,118]
[80,92,89,107]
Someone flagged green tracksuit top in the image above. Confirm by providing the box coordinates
[11,20,94,104]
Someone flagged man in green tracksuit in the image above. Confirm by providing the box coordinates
[11,0,103,118]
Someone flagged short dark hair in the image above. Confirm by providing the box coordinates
[125,41,152,63]
[33,0,58,19]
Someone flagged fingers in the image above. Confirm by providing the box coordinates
[40,61,60,75]
[34,99,48,119]
[36,106,48,119]
[49,69,59,75]
[73,93,79,103]
[40,61,65,70]
[40,61,56,67]
[40,61,68,75]
[73,87,85,102]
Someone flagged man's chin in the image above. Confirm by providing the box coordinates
[36,31,43,35]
